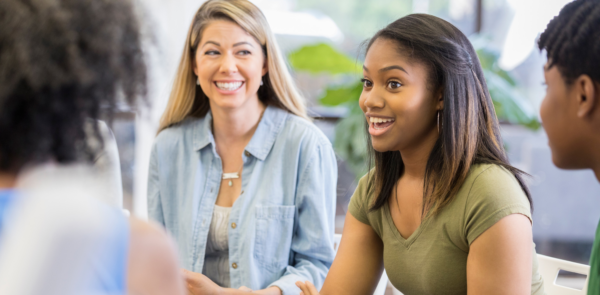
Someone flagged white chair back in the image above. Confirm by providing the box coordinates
[538,254,590,295]
[333,234,389,295]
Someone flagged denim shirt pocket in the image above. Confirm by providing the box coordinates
[254,205,296,273]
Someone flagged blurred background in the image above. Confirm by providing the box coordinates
[112,0,598,282]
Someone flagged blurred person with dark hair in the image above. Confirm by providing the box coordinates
[0,0,184,294]
[297,13,544,295]
[538,0,600,293]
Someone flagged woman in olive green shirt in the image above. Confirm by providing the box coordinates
[297,14,544,295]
[537,1,600,294]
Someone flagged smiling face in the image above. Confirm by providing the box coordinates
[193,20,267,111]
[360,38,442,153]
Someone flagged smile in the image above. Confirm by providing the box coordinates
[215,81,244,91]
[369,117,395,130]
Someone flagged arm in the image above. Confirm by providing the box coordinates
[127,217,185,295]
[467,214,532,295]
[297,213,384,295]
[147,144,164,225]
[268,142,338,294]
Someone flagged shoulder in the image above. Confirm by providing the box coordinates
[153,117,203,150]
[460,163,531,218]
[353,170,376,207]
[280,112,332,150]
[463,164,526,198]
[127,217,184,294]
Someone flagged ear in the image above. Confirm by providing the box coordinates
[192,51,199,77]
[436,87,444,111]
[262,57,269,76]
[575,75,597,118]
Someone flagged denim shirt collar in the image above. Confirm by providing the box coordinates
[192,105,288,161]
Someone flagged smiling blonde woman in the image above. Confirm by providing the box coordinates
[148,1,337,295]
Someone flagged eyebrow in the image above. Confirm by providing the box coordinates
[363,65,409,75]
[201,41,254,48]
[379,65,408,74]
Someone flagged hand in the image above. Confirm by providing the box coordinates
[295,281,320,295]
[182,269,222,295]
[238,286,253,292]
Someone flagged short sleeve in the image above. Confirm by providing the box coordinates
[464,165,532,245]
[348,174,372,226]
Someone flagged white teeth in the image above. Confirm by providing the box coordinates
[215,81,243,91]
[369,117,394,124]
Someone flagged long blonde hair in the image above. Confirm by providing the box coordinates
[158,0,308,132]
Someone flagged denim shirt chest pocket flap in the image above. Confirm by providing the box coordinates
[254,205,296,272]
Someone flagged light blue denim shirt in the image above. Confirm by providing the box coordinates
[148,105,337,294]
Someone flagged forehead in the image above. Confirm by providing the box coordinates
[544,63,565,82]
[363,38,430,81]
[200,20,257,45]
[364,38,409,67]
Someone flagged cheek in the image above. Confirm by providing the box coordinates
[539,94,552,126]
[358,93,367,112]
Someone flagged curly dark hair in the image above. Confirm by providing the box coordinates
[538,0,600,84]
[0,0,147,172]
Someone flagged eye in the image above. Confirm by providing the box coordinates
[238,50,251,55]
[361,78,373,88]
[388,81,402,89]
[205,50,220,56]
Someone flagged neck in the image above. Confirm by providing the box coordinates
[210,97,266,146]
[589,137,600,184]
[0,172,17,190]
[398,128,439,179]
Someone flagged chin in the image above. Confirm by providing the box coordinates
[371,140,394,153]
[551,150,590,171]
[212,98,247,110]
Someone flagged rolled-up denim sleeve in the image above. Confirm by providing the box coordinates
[147,143,164,226]
[269,140,337,295]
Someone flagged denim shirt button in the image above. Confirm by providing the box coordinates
[231,222,237,229]
[232,262,238,269]
[244,151,251,157]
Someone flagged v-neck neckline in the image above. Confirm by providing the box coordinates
[383,201,430,248]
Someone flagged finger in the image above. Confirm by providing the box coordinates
[295,281,311,294]
[305,281,319,294]
[181,269,190,279]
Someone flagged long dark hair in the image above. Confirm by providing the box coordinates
[365,14,532,216]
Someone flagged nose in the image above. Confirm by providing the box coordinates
[219,52,238,74]
[361,88,385,111]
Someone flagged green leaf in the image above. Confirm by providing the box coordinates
[319,82,363,106]
[484,69,541,130]
[288,43,361,75]
[333,105,370,179]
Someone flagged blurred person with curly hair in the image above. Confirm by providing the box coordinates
[538,0,600,293]
[0,0,184,294]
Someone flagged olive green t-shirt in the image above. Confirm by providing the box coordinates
[348,164,545,295]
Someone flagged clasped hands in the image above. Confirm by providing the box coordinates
[182,269,284,295]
